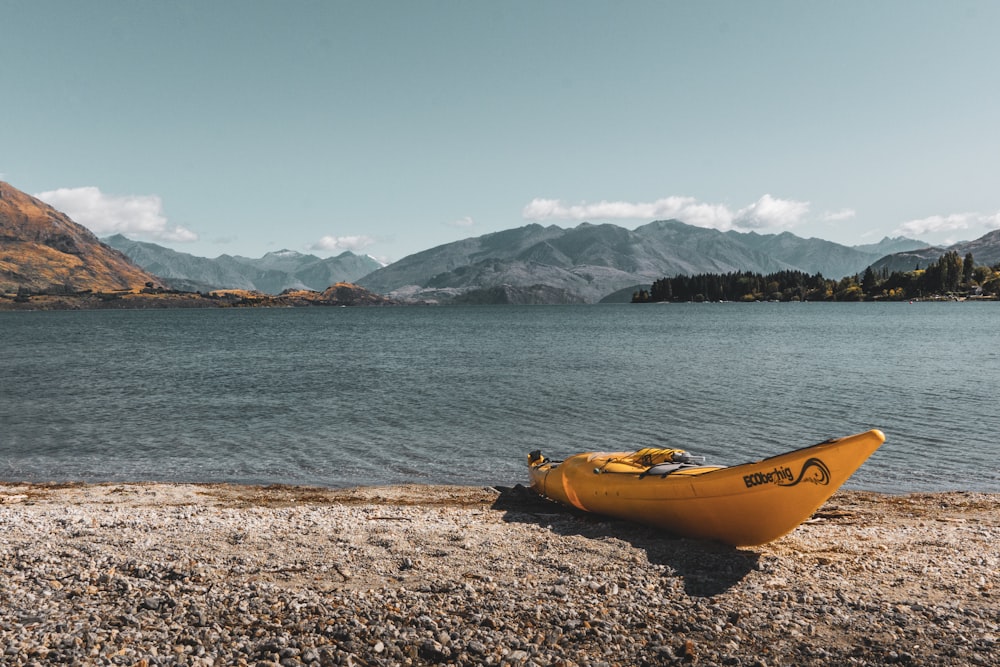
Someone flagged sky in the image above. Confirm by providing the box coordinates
[3,1,999,263]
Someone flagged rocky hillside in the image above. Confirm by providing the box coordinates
[0,181,159,294]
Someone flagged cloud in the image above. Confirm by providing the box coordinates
[894,211,1000,237]
[34,186,197,243]
[733,194,811,230]
[447,216,476,228]
[823,208,857,221]
[522,196,735,228]
[311,234,376,253]
[896,213,973,236]
[523,194,810,232]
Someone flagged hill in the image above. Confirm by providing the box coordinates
[102,235,382,293]
[0,181,158,294]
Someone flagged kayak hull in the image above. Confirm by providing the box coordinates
[527,429,885,547]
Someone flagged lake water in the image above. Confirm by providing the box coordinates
[2,303,998,494]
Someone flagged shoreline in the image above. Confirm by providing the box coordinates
[1,483,997,666]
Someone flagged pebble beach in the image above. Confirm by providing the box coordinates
[0,483,996,667]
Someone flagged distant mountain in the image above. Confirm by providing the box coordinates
[102,235,261,292]
[733,231,925,279]
[0,181,159,294]
[868,229,1000,275]
[954,229,1000,267]
[852,236,928,257]
[358,220,920,303]
[868,247,948,274]
[103,235,382,293]
[357,224,566,294]
[263,250,382,293]
[359,221,774,303]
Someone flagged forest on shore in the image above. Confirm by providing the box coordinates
[633,251,1000,303]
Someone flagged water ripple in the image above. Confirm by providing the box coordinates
[1,304,998,492]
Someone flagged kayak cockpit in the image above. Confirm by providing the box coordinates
[529,447,723,478]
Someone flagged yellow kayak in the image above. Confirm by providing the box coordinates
[527,429,885,547]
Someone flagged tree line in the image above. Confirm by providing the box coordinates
[632,251,1000,303]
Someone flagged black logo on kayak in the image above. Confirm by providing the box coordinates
[743,465,794,488]
[778,458,831,487]
[743,458,830,488]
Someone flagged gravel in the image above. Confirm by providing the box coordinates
[0,482,996,666]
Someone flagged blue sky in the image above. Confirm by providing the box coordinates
[3,1,999,263]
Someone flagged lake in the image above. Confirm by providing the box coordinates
[2,303,998,493]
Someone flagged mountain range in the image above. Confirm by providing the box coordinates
[355,221,928,303]
[8,178,1000,305]
[867,230,1000,275]
[102,234,382,294]
[108,220,921,303]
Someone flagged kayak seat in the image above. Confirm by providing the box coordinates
[639,462,723,478]
[641,462,686,477]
